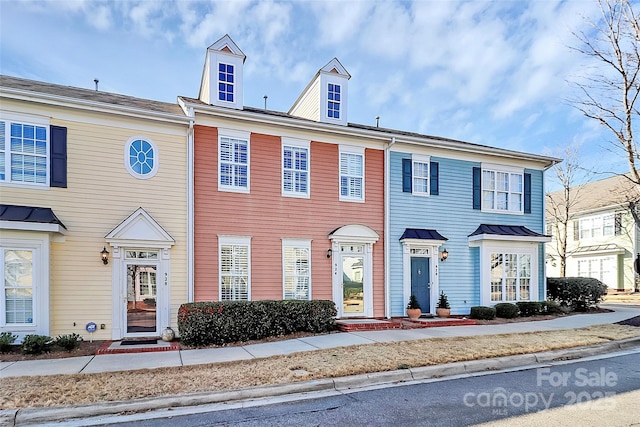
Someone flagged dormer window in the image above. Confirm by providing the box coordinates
[328,83,341,119]
[218,63,234,103]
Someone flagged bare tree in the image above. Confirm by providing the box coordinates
[570,0,640,190]
[546,146,589,276]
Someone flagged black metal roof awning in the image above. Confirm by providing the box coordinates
[468,224,549,243]
[400,228,448,241]
[0,204,67,231]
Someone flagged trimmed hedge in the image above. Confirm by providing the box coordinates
[494,303,519,319]
[178,299,337,347]
[547,277,608,312]
[470,306,496,320]
[516,301,543,316]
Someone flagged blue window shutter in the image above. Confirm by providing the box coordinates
[430,161,439,195]
[524,173,531,213]
[472,167,481,210]
[50,125,67,188]
[402,158,412,192]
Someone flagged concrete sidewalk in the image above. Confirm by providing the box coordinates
[1,304,638,379]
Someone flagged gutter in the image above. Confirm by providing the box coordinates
[384,137,396,318]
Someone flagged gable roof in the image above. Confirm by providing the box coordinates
[0,75,186,119]
[207,34,246,61]
[547,174,640,215]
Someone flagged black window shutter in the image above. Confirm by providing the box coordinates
[472,167,481,210]
[402,158,412,193]
[430,161,439,195]
[573,220,580,241]
[615,212,623,235]
[524,173,531,213]
[50,125,67,188]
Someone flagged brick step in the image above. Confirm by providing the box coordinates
[337,317,477,332]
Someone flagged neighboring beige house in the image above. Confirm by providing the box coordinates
[546,174,640,291]
[0,76,190,341]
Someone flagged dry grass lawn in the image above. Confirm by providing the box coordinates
[1,324,639,410]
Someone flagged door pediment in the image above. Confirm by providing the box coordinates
[105,208,174,249]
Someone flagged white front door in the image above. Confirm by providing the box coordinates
[333,243,374,317]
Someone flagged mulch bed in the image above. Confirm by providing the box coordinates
[616,315,640,327]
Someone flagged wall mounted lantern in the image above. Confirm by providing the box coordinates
[440,248,449,262]
[101,246,110,265]
[326,248,333,259]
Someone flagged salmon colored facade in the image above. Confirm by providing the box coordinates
[193,125,385,317]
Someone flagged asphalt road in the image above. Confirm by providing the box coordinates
[97,349,640,427]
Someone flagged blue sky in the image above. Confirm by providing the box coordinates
[0,0,629,185]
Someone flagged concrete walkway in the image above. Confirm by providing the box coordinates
[1,304,638,379]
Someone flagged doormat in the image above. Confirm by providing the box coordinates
[120,339,158,345]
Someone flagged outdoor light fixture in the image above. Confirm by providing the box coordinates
[440,248,449,261]
[101,246,110,265]
[326,248,332,259]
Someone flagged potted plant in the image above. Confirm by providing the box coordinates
[406,295,422,320]
[436,291,451,318]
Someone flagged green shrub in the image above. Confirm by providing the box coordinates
[516,301,543,316]
[0,331,18,353]
[21,334,53,355]
[494,303,519,319]
[547,277,608,312]
[470,306,496,320]
[541,300,562,314]
[178,299,337,347]
[54,333,83,352]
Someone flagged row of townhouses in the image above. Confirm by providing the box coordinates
[0,35,558,341]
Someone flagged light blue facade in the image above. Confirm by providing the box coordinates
[389,151,548,316]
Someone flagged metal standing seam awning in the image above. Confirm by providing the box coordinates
[399,228,448,242]
[0,204,67,234]
[468,224,550,243]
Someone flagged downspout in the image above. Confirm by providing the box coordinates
[541,159,558,301]
[187,107,195,302]
[384,137,396,318]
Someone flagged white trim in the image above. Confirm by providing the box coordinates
[218,235,252,301]
[217,129,250,194]
[401,240,444,315]
[0,231,50,338]
[281,238,312,300]
[0,115,51,187]
[0,220,65,234]
[469,234,551,245]
[329,224,378,317]
[281,137,311,199]
[411,154,431,197]
[477,241,539,306]
[338,145,365,203]
[124,135,159,180]
[480,164,525,215]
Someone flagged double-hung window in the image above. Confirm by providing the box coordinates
[412,156,430,196]
[481,165,524,213]
[2,248,34,325]
[282,138,310,198]
[1,118,48,185]
[218,62,234,102]
[282,239,311,300]
[218,130,250,193]
[490,252,531,302]
[219,236,251,301]
[339,146,364,202]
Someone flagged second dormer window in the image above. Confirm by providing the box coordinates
[328,83,341,119]
[218,63,234,102]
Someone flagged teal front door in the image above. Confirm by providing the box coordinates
[411,257,430,312]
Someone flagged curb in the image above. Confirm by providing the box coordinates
[5,336,640,426]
